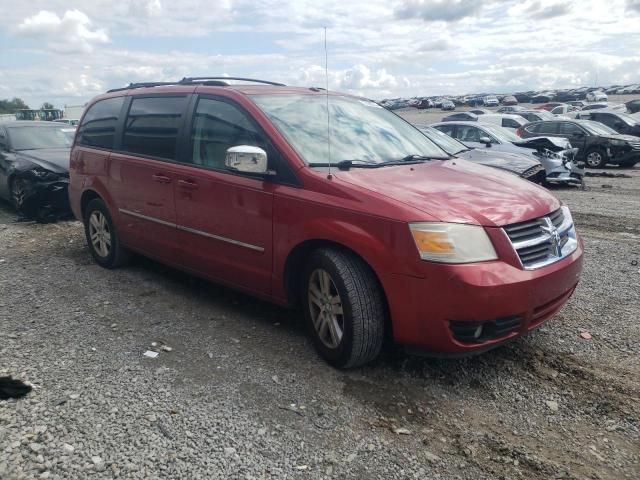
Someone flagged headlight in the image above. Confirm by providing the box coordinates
[409,223,498,263]
[609,139,626,146]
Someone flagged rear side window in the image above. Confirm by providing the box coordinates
[433,124,455,137]
[502,118,521,128]
[559,123,585,135]
[77,97,124,149]
[537,122,558,134]
[122,96,188,160]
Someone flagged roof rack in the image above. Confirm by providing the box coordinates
[107,77,286,93]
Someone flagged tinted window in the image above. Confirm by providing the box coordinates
[122,96,187,160]
[591,114,617,129]
[502,118,521,128]
[559,122,584,135]
[77,97,124,149]
[456,125,485,143]
[191,98,269,169]
[433,124,455,137]
[537,122,558,134]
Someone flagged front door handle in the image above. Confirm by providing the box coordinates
[152,174,172,184]
[177,179,199,190]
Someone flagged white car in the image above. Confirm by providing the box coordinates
[586,91,607,102]
[477,113,528,131]
[483,95,499,107]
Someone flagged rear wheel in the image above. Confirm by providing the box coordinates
[83,198,131,268]
[303,248,385,368]
[585,147,608,168]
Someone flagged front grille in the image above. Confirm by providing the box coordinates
[450,316,523,343]
[628,141,640,151]
[521,165,545,181]
[503,208,577,269]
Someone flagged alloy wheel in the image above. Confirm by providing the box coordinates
[308,269,344,349]
[586,151,603,167]
[88,211,111,258]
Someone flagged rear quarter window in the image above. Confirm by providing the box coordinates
[77,97,125,149]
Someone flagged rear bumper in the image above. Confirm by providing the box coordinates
[382,239,583,354]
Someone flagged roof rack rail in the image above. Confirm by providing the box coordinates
[106,77,286,93]
[180,77,286,86]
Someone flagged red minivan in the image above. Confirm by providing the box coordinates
[69,78,583,368]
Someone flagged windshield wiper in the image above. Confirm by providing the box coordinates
[308,159,385,170]
[399,154,451,161]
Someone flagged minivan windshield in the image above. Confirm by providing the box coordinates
[251,94,448,165]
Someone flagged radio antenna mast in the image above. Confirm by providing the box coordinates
[324,27,332,179]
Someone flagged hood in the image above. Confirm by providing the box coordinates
[334,159,559,227]
[513,136,571,152]
[457,148,540,175]
[15,148,70,174]
[604,134,640,143]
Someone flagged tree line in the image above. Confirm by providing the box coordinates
[0,98,56,114]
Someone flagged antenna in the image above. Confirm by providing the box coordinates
[324,27,332,180]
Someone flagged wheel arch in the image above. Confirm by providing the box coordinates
[282,238,392,338]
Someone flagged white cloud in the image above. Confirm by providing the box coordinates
[509,0,573,19]
[395,0,483,22]
[16,9,109,53]
[129,0,163,17]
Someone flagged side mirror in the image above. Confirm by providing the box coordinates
[479,136,492,146]
[225,146,273,175]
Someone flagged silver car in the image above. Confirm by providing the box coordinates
[430,121,584,186]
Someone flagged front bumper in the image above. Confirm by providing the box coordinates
[382,238,584,355]
[607,146,640,164]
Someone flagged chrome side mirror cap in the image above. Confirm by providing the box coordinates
[225,146,273,175]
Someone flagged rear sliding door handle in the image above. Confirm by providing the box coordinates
[151,174,172,184]
[177,179,199,190]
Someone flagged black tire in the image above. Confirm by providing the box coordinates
[584,147,608,168]
[9,177,28,212]
[83,198,131,268]
[302,248,385,368]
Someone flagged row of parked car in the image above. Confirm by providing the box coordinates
[381,82,640,112]
[0,77,585,368]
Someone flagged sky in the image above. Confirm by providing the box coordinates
[0,0,639,109]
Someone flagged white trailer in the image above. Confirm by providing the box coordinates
[64,104,86,120]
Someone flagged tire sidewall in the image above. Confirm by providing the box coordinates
[83,199,118,268]
[302,252,355,368]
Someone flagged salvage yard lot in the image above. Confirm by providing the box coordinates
[1,170,639,479]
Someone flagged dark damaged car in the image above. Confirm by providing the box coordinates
[416,124,546,183]
[0,121,72,220]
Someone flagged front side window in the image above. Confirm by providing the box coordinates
[77,96,124,149]
[122,96,188,160]
[433,124,455,137]
[191,98,268,169]
[251,94,447,165]
[456,125,485,143]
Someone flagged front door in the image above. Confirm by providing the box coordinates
[174,96,276,296]
[558,122,588,156]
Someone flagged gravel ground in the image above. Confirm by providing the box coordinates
[1,167,639,479]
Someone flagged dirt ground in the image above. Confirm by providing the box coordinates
[1,166,639,478]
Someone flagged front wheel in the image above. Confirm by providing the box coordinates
[83,198,131,268]
[303,248,385,368]
[585,148,608,168]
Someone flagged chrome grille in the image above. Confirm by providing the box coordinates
[629,141,640,151]
[503,207,578,269]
